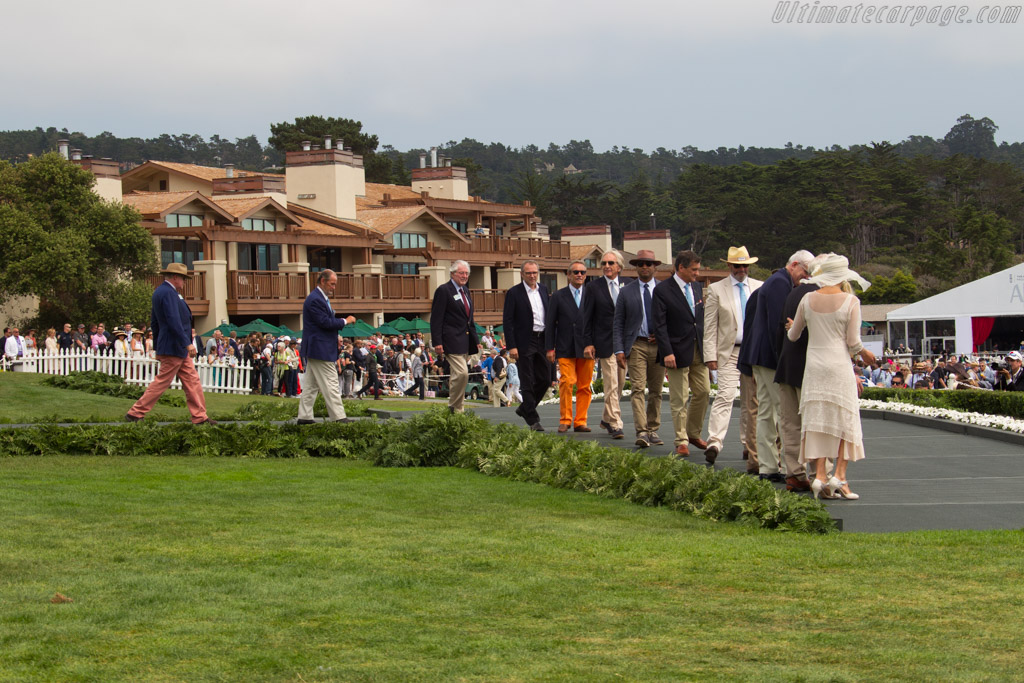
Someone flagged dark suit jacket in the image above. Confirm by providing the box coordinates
[151,280,193,358]
[545,285,587,359]
[651,276,704,367]
[581,277,631,358]
[430,280,478,355]
[747,268,793,370]
[503,282,549,352]
[775,283,819,387]
[612,278,654,358]
[300,287,348,363]
[737,288,760,377]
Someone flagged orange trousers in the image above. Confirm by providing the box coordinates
[558,357,594,427]
[128,354,209,423]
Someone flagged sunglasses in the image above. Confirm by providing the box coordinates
[570,270,587,275]
[635,261,656,267]
[600,260,617,266]
[730,264,750,269]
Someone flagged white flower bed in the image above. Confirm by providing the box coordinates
[859,398,1024,434]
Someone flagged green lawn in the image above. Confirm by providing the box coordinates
[1,456,1021,682]
[0,373,444,423]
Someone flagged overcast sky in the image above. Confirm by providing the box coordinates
[4,0,1022,152]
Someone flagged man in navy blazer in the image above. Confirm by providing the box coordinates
[582,249,630,439]
[612,250,665,448]
[126,262,213,424]
[298,269,356,423]
[503,260,550,431]
[430,260,479,413]
[652,250,710,459]
[546,261,593,433]
[747,250,814,482]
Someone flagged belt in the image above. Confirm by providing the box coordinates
[531,331,545,338]
[636,336,655,342]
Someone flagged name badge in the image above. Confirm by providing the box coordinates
[453,294,462,302]
[178,294,185,300]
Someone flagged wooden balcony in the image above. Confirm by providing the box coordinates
[229,270,309,300]
[384,235,572,266]
[224,270,432,315]
[470,289,505,326]
[147,271,208,315]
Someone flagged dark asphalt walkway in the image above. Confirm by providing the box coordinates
[465,399,1024,534]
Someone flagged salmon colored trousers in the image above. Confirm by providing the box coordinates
[558,357,594,427]
[128,354,209,423]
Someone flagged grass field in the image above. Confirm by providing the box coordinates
[0,373,449,423]
[2,456,1022,682]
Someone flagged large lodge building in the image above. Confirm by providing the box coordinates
[57,139,719,334]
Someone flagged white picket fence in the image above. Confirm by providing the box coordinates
[3,348,254,394]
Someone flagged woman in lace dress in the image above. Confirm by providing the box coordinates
[787,254,876,500]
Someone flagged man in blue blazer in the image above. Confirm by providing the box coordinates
[546,261,593,433]
[126,262,214,424]
[431,260,479,413]
[503,260,550,431]
[652,250,709,459]
[298,269,356,423]
[612,250,665,448]
[746,250,814,481]
[582,249,630,439]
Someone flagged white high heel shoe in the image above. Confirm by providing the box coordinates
[834,480,859,500]
[811,479,837,500]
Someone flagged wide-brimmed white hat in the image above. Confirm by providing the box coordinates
[722,246,758,265]
[802,253,871,291]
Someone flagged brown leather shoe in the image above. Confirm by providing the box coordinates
[573,426,592,432]
[558,424,570,433]
[786,476,812,492]
[742,448,750,461]
[674,444,690,458]
[195,418,218,426]
[688,437,708,450]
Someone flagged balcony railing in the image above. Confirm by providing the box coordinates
[147,271,207,300]
[469,289,506,313]
[429,235,570,260]
[229,270,309,300]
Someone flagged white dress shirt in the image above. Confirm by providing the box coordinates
[526,283,545,332]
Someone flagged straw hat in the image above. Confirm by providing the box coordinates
[722,246,758,265]
[161,262,192,279]
[112,328,127,338]
[628,249,662,266]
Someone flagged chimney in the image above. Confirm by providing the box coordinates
[419,153,427,169]
[311,145,321,151]
[301,140,311,151]
[57,139,70,160]
[324,135,332,151]
[71,149,82,161]
[224,164,234,178]
[336,140,344,151]
[430,147,438,168]
[445,158,452,167]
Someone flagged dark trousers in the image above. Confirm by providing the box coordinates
[250,367,261,393]
[516,331,551,426]
[261,365,274,395]
[405,376,425,400]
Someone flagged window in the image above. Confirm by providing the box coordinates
[160,239,204,268]
[925,319,955,337]
[243,218,276,232]
[540,273,558,293]
[310,248,342,273]
[584,258,597,269]
[238,244,281,271]
[165,213,204,228]
[447,220,468,234]
[386,262,423,275]
[391,232,427,249]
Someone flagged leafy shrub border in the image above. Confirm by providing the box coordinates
[0,408,836,534]
[862,387,1024,420]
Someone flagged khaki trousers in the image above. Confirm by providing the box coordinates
[598,356,625,430]
[627,339,664,436]
[490,375,508,407]
[706,347,741,451]
[447,353,469,413]
[752,365,782,474]
[558,357,594,427]
[777,382,807,479]
[298,358,347,421]
[666,353,710,446]
[739,372,759,467]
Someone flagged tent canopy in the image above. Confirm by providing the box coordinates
[200,322,238,337]
[887,263,1024,321]
[236,318,281,335]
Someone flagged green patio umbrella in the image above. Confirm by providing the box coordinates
[276,325,300,338]
[200,322,238,337]
[339,320,377,338]
[389,316,414,332]
[474,323,488,335]
[403,317,432,333]
[376,323,403,336]
[235,318,282,335]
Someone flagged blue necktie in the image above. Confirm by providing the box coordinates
[642,283,652,336]
[684,283,694,312]
[573,287,580,308]
[737,282,747,323]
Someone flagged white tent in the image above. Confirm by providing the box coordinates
[886,262,1024,355]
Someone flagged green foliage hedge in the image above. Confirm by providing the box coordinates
[863,387,1024,419]
[0,408,835,533]
[42,371,185,406]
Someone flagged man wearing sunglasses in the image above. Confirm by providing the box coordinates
[582,250,630,439]
[701,246,763,465]
[546,261,594,433]
[613,250,666,448]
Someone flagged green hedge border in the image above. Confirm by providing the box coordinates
[0,408,836,534]
[863,387,1024,419]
